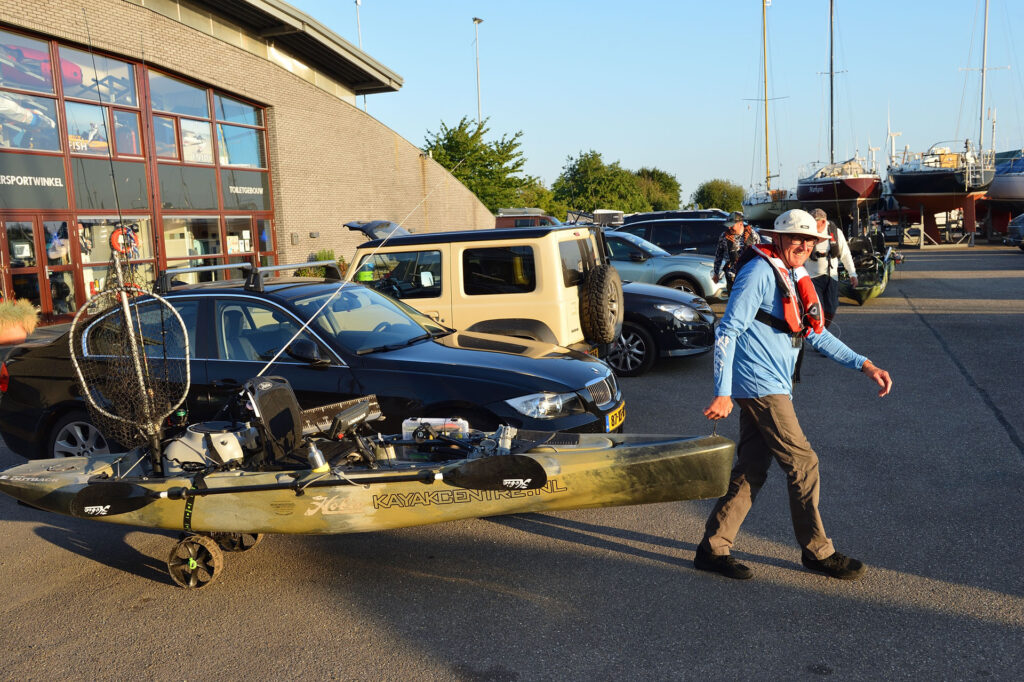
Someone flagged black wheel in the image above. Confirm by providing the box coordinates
[168,535,224,589]
[660,276,701,297]
[209,532,263,552]
[580,264,624,344]
[44,410,111,459]
[607,322,657,377]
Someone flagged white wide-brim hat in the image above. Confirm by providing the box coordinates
[760,209,829,241]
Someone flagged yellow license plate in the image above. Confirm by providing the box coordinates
[605,402,626,432]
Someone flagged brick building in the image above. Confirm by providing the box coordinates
[0,0,491,321]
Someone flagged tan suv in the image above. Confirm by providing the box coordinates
[349,224,623,354]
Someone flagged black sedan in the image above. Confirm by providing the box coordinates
[605,282,715,377]
[0,276,623,459]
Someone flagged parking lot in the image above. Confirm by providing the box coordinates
[1,246,1021,680]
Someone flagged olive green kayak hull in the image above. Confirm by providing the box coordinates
[0,433,733,535]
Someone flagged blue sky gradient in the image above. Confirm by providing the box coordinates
[289,0,1024,203]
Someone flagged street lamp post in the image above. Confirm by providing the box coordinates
[473,17,483,123]
[356,0,366,111]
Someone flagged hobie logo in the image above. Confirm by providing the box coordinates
[502,478,532,489]
[83,505,111,516]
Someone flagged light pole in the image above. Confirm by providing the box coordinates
[472,17,483,123]
[355,0,366,111]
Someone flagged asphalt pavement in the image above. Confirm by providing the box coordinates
[0,246,1021,680]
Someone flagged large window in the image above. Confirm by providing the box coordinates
[462,246,536,296]
[0,27,274,318]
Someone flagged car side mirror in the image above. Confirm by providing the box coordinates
[629,251,647,262]
[420,271,434,287]
[287,339,329,367]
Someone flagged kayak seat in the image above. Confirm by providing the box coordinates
[243,376,305,469]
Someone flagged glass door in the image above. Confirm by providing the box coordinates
[0,215,80,320]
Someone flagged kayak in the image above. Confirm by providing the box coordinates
[0,431,733,535]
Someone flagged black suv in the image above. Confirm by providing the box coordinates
[0,265,624,459]
[615,217,726,256]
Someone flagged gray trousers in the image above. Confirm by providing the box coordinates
[700,394,835,560]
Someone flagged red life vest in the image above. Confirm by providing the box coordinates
[749,244,824,336]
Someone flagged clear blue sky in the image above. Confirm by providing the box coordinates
[289,0,1024,203]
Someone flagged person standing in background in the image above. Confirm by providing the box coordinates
[805,208,857,328]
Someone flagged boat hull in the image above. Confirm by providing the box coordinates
[986,173,1024,212]
[890,168,995,214]
[797,176,881,214]
[0,433,734,535]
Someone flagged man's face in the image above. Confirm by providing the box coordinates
[816,218,828,233]
[776,234,818,269]
[729,221,744,234]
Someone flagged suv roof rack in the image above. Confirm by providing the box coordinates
[155,260,344,294]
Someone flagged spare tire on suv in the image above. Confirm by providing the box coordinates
[580,263,623,344]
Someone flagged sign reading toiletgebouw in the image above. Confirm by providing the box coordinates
[0,153,69,209]
[221,169,270,211]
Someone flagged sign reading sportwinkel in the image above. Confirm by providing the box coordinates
[0,153,69,209]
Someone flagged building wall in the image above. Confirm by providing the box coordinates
[0,0,493,267]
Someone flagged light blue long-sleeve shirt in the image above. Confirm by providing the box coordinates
[714,257,866,398]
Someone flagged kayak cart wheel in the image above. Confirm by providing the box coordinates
[209,532,263,552]
[168,534,224,589]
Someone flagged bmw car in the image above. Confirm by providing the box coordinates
[0,270,624,459]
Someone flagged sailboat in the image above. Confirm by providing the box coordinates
[986,148,1024,213]
[796,0,881,228]
[887,0,996,235]
[742,0,798,225]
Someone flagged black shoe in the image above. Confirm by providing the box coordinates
[694,547,753,580]
[801,550,867,580]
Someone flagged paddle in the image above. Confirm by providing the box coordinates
[69,455,548,518]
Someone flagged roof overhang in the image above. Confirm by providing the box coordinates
[194,0,402,94]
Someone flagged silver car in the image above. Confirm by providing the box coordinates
[605,231,724,300]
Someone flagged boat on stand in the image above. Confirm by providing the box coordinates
[886,0,997,243]
[796,0,881,231]
[742,0,798,227]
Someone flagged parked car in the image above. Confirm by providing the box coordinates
[350,223,623,354]
[614,217,726,256]
[623,209,729,223]
[605,282,715,377]
[1003,214,1024,251]
[0,267,624,459]
[604,230,723,300]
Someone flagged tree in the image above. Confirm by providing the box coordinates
[635,167,681,211]
[516,177,571,222]
[691,179,745,212]
[423,117,529,212]
[552,151,651,214]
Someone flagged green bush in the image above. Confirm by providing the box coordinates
[294,249,348,278]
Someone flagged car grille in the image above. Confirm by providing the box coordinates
[586,374,618,407]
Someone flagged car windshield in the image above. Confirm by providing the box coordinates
[609,231,670,256]
[286,284,447,355]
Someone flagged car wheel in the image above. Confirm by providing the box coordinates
[661,277,702,297]
[607,322,657,377]
[45,410,111,459]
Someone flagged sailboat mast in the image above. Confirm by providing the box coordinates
[763,0,771,192]
[979,0,989,151]
[829,0,835,164]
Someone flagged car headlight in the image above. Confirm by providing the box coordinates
[505,391,585,419]
[655,303,699,322]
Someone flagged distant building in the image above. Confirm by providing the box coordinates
[0,0,491,321]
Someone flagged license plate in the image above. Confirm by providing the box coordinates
[605,402,626,432]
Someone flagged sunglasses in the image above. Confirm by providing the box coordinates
[783,235,818,245]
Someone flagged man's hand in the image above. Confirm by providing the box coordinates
[861,360,892,397]
[850,274,859,287]
[712,273,721,284]
[704,395,733,420]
